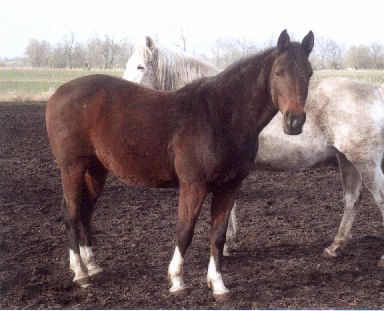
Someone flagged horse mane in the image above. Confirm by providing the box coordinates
[154,47,219,91]
[219,47,276,76]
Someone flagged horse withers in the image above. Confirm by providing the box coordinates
[46,29,314,300]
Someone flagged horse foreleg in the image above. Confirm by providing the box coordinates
[168,183,207,293]
[324,152,362,258]
[223,202,238,256]
[207,185,240,300]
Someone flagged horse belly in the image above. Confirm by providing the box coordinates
[95,146,176,188]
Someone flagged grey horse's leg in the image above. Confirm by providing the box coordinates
[324,152,362,258]
[357,157,384,267]
[223,202,237,256]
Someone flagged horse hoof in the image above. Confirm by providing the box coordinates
[223,249,231,257]
[74,276,91,288]
[87,264,103,276]
[169,284,187,294]
[213,292,231,302]
[323,247,338,259]
[377,258,384,268]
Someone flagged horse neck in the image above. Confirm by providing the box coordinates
[209,49,278,138]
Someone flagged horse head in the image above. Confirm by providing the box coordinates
[270,29,314,135]
[123,36,158,88]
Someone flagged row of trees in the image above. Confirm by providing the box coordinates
[310,37,384,69]
[25,33,133,69]
[22,33,384,70]
[209,36,384,70]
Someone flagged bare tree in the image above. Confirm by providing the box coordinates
[71,43,87,68]
[370,42,384,69]
[211,37,259,68]
[50,44,66,68]
[25,39,51,67]
[113,38,134,68]
[312,37,345,69]
[345,45,372,69]
[178,28,188,52]
[62,32,75,68]
[85,35,128,69]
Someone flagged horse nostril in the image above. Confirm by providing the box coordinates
[292,113,305,129]
[292,118,300,129]
[285,112,294,128]
[285,112,306,131]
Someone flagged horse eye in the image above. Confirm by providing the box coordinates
[137,65,145,70]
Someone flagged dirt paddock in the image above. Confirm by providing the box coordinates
[1,103,384,309]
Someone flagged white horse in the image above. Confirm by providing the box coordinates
[123,36,218,90]
[123,36,384,266]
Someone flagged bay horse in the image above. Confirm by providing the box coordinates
[46,29,314,300]
[124,37,384,266]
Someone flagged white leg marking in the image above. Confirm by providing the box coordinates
[69,249,88,283]
[80,246,103,276]
[207,256,229,295]
[168,246,186,292]
[223,244,231,257]
[224,204,238,256]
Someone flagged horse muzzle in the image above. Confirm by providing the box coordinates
[283,111,306,135]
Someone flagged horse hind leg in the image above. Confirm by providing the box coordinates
[359,158,384,267]
[324,152,362,258]
[61,160,90,287]
[78,159,107,277]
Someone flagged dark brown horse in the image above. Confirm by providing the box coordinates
[46,29,314,300]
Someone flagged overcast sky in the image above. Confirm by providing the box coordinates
[1,0,384,58]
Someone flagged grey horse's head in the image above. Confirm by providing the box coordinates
[123,36,159,89]
[123,36,219,91]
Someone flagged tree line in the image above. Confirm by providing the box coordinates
[18,33,384,70]
[24,33,133,69]
[209,36,384,70]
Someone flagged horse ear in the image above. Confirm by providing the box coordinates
[277,29,290,53]
[301,31,314,57]
[146,36,156,51]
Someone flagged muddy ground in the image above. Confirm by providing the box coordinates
[1,103,384,309]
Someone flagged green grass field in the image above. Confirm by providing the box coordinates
[0,68,124,102]
[0,68,383,102]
